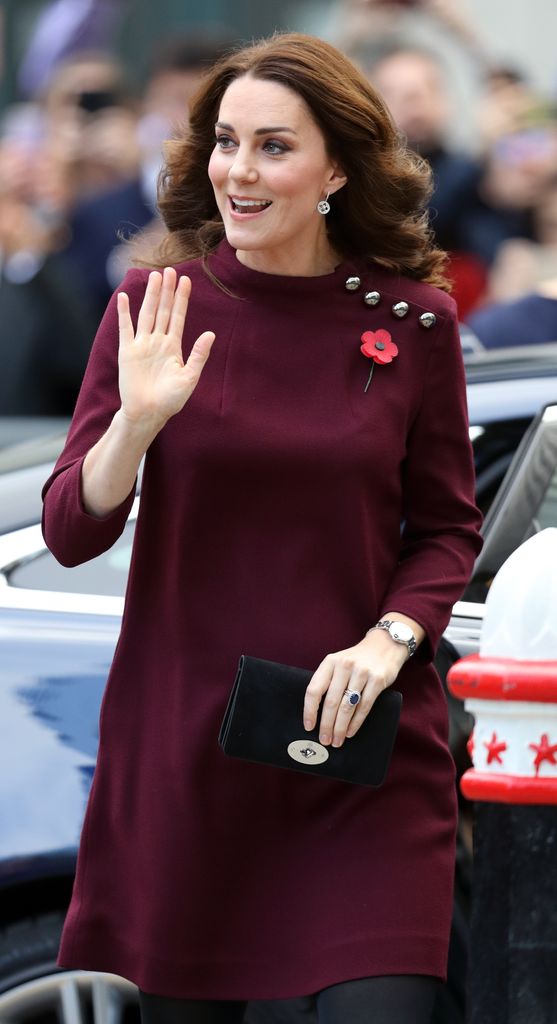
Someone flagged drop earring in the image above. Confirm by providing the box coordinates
[317,192,331,215]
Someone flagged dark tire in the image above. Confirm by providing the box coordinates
[0,913,139,1023]
[0,912,64,994]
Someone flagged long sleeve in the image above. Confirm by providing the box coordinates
[379,304,483,661]
[41,267,148,567]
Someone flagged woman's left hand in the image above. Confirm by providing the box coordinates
[303,630,410,748]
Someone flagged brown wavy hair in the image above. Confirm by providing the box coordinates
[144,32,450,290]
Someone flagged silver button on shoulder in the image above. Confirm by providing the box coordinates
[392,301,409,318]
[345,276,361,292]
[418,311,437,328]
[364,290,381,306]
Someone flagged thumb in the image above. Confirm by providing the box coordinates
[182,331,216,385]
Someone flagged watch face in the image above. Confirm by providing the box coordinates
[391,622,413,643]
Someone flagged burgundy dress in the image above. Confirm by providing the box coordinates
[43,239,482,1000]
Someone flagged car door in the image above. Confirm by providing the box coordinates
[441,400,557,796]
[446,401,557,650]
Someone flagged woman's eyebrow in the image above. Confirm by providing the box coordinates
[215,121,297,135]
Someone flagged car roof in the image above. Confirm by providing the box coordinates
[463,344,557,425]
[0,418,70,474]
[466,376,557,425]
[0,462,57,534]
[0,417,66,533]
[463,343,557,383]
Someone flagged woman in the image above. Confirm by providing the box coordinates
[42,32,483,1024]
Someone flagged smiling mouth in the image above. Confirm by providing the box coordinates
[229,196,273,214]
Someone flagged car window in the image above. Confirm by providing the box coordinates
[471,417,530,514]
[464,407,557,603]
[7,521,135,596]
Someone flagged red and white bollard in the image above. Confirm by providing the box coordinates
[448,528,557,1024]
[450,656,557,804]
[450,524,557,801]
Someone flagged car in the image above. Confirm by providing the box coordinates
[463,343,557,514]
[1,349,556,1024]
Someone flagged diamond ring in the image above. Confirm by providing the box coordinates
[343,688,361,707]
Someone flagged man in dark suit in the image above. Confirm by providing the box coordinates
[64,36,235,320]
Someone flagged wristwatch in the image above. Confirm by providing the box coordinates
[367,619,417,657]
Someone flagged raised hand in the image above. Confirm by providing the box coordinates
[117,266,215,430]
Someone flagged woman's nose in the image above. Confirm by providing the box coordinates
[228,147,258,184]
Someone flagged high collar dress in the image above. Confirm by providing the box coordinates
[42,238,483,1000]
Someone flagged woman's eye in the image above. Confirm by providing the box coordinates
[263,140,289,155]
[214,136,288,155]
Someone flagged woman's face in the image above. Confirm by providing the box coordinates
[208,75,346,273]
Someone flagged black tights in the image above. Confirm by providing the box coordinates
[138,974,440,1024]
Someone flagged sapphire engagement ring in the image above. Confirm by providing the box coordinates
[343,688,361,707]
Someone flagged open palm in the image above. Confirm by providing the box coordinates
[117,267,215,427]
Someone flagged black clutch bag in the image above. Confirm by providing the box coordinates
[218,655,402,788]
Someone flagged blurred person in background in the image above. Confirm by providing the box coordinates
[17,0,126,102]
[0,22,232,417]
[465,271,557,349]
[486,176,557,304]
[0,100,98,415]
[0,51,138,415]
[368,45,481,253]
[476,65,536,151]
[64,34,235,321]
[368,43,557,318]
[335,0,485,61]
[459,71,557,348]
[465,181,557,346]
[368,44,488,317]
[341,1,557,321]
[38,51,141,201]
[467,71,557,274]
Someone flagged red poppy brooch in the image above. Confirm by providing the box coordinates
[360,329,399,392]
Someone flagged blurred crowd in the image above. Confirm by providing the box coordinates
[0,23,233,416]
[2,0,557,416]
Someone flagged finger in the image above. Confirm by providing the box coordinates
[136,270,162,336]
[332,683,365,736]
[153,266,177,335]
[181,331,216,389]
[303,657,334,731]
[346,679,385,739]
[168,275,192,341]
[329,667,370,747]
[117,291,134,346]
[318,660,354,746]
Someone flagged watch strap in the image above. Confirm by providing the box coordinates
[366,619,417,656]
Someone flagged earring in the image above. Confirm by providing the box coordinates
[317,192,330,215]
